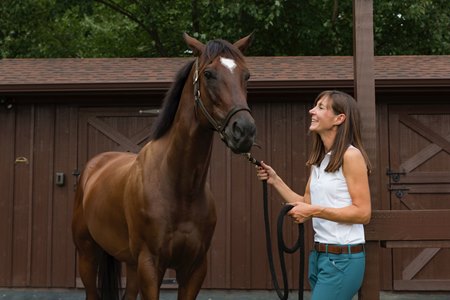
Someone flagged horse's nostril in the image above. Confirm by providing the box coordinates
[227,120,256,153]
[233,121,243,138]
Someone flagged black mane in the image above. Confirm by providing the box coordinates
[150,60,195,140]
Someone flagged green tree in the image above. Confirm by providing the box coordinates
[0,0,151,58]
[374,0,450,55]
[1,0,449,58]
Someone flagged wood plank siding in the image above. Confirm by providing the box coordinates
[0,56,449,293]
[0,103,77,287]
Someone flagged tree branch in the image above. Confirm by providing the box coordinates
[191,0,200,34]
[94,0,167,56]
[332,0,339,24]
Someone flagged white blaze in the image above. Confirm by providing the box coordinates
[220,57,237,73]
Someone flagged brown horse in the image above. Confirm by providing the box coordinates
[72,33,256,300]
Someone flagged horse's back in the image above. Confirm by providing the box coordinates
[80,151,136,187]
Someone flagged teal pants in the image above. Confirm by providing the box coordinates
[308,249,365,300]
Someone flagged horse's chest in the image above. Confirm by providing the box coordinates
[172,222,205,249]
[164,221,212,264]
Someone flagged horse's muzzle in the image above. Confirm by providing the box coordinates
[224,115,256,154]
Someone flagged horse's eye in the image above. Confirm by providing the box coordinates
[244,72,251,81]
[204,70,215,80]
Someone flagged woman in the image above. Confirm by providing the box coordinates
[256,90,372,300]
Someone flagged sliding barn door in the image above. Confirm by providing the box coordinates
[388,104,450,290]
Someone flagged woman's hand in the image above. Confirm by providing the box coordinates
[288,202,321,223]
[256,161,278,185]
[256,162,307,205]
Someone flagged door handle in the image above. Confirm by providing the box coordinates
[15,157,29,164]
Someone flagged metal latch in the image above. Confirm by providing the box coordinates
[139,109,160,115]
[55,172,65,186]
[15,157,29,164]
[388,187,410,199]
[386,169,406,183]
[72,169,80,191]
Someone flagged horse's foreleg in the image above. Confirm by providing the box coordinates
[123,263,139,300]
[137,249,165,300]
[176,257,207,300]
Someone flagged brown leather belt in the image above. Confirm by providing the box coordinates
[314,243,364,254]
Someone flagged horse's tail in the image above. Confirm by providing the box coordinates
[98,250,122,300]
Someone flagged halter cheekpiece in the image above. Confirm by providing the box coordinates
[193,57,251,143]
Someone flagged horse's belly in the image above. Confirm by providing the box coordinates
[87,210,132,262]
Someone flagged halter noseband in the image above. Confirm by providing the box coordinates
[193,58,251,142]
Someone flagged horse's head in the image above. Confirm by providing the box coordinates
[184,33,257,154]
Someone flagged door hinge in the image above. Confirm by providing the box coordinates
[386,168,406,183]
[72,169,80,191]
[388,187,410,199]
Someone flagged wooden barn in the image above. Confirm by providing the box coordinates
[0,55,449,297]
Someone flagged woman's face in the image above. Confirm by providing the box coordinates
[308,96,340,133]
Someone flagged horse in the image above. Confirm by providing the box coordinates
[72,32,256,300]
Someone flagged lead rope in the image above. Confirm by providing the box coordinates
[244,153,304,300]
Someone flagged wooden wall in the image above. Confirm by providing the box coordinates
[0,103,77,287]
[0,89,449,292]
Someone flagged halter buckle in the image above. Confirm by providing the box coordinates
[193,58,199,85]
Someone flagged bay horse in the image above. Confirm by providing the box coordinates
[72,33,256,300]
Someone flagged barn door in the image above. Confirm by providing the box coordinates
[388,104,450,291]
[76,106,177,287]
[78,107,158,167]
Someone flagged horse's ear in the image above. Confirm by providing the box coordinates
[233,32,254,53]
[183,32,205,57]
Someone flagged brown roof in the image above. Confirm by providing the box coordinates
[0,56,449,93]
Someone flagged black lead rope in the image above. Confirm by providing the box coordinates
[244,154,305,300]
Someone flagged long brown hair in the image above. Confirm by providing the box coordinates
[306,90,372,173]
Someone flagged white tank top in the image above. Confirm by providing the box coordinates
[309,148,365,244]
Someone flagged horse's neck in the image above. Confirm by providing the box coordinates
[167,122,214,192]
[160,85,214,195]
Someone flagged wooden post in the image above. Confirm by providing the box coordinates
[360,241,380,299]
[353,0,376,169]
[353,1,379,299]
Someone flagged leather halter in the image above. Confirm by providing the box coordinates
[193,58,251,143]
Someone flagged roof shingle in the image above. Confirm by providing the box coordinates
[0,56,449,92]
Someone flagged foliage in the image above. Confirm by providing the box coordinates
[0,0,449,58]
[374,0,450,55]
[0,0,149,58]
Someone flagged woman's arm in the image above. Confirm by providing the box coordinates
[288,147,371,224]
[256,161,310,204]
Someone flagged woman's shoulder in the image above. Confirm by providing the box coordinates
[345,145,362,156]
[343,145,366,165]
[343,145,367,170]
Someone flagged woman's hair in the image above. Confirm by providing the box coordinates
[306,90,372,174]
